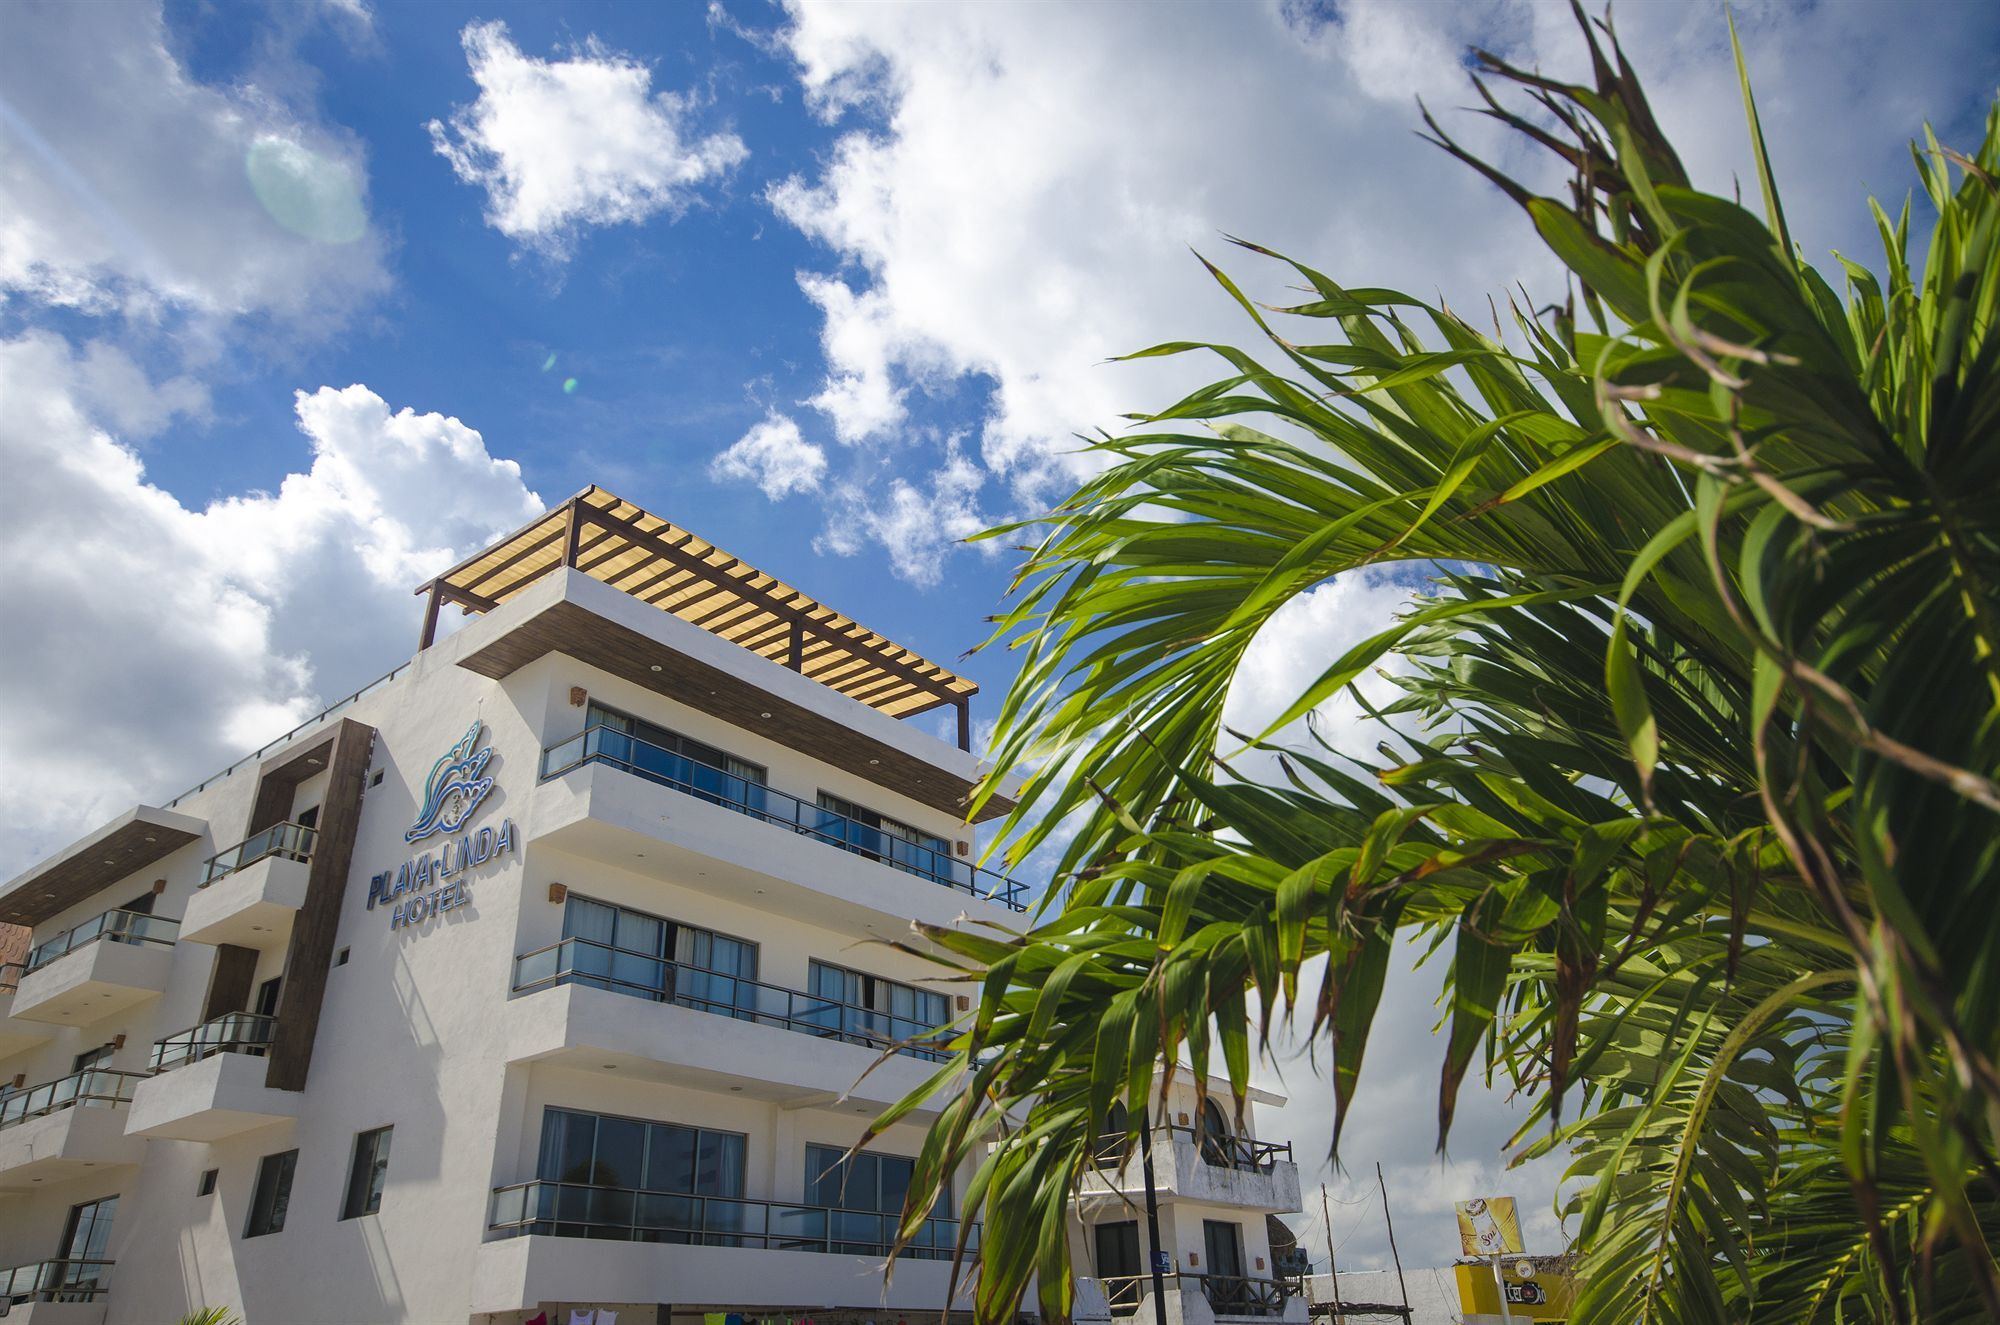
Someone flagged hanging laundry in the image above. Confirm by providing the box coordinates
[569,1311,596,1325]
[597,1313,618,1325]
[526,1315,547,1325]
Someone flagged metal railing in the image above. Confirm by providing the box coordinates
[163,660,412,808]
[0,1068,149,1131]
[1092,1126,1295,1174]
[487,1180,976,1259]
[0,1257,114,1304]
[24,908,178,973]
[150,1012,278,1072]
[512,937,955,1063]
[539,725,1028,911]
[202,822,317,885]
[1093,1272,1300,1319]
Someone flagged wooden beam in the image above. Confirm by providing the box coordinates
[956,697,972,752]
[574,502,972,706]
[266,719,374,1092]
[418,583,443,650]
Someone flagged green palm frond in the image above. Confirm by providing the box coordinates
[881,6,1998,1325]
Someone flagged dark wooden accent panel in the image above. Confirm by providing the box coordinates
[0,817,203,927]
[245,731,339,837]
[202,944,259,1020]
[456,597,1014,823]
[265,719,374,1092]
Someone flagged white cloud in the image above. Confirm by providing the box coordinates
[763,0,1999,583]
[0,1,387,327]
[0,333,543,878]
[428,20,749,255]
[815,447,989,588]
[710,410,828,498]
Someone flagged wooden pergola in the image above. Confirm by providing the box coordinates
[416,487,981,749]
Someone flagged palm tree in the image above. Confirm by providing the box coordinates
[870,8,2000,1324]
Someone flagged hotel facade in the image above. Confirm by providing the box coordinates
[0,488,1303,1325]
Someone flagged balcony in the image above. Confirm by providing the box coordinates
[1081,1273,1307,1325]
[12,911,177,1025]
[504,978,941,1115]
[488,1179,974,1255]
[514,938,953,1063]
[0,965,54,1059]
[126,1015,295,1141]
[474,1183,978,1314]
[179,824,316,947]
[0,1258,114,1316]
[1084,1128,1302,1213]
[539,725,1026,911]
[0,1069,149,1187]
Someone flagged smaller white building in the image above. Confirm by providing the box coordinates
[1071,1076,1307,1325]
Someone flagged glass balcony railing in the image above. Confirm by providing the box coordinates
[202,821,317,885]
[150,1012,277,1072]
[512,937,955,1063]
[538,725,1028,911]
[0,1257,114,1305]
[24,909,178,973]
[487,1180,976,1259]
[0,1068,149,1131]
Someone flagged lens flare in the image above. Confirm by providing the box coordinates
[245,137,367,244]
[563,378,579,394]
[541,354,557,372]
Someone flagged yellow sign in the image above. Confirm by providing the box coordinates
[1454,1196,1523,1257]
[1454,1260,1572,1320]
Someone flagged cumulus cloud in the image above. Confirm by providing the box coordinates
[428,20,748,254]
[0,332,543,877]
[815,447,990,588]
[709,410,828,498]
[762,0,1999,583]
[0,1,387,327]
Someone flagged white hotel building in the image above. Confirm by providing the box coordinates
[0,488,1303,1325]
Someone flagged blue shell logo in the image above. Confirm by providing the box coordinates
[405,719,496,844]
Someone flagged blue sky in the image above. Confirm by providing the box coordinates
[3,0,1994,1276]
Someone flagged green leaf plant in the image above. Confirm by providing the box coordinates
[867,6,2000,1323]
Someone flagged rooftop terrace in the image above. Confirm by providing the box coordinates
[416,487,981,748]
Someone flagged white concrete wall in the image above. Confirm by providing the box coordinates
[0,589,1009,1325]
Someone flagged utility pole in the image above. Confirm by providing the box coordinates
[1376,1163,1410,1316]
[1320,1182,1342,1325]
[1140,1107,1170,1325]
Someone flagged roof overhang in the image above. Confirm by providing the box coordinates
[419,487,979,723]
[0,805,206,927]
[440,569,1018,823]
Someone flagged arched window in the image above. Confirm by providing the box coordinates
[1093,1100,1130,1169]
[1197,1097,1236,1168]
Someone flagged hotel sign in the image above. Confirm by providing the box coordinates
[367,719,516,931]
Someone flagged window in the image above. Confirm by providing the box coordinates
[531,1108,746,1242]
[806,961,949,1056]
[254,976,283,1018]
[55,1196,117,1299]
[296,805,320,831]
[584,703,767,807]
[335,946,350,967]
[370,769,384,788]
[198,1169,218,1197]
[341,1126,393,1219]
[559,895,758,1014]
[1094,1220,1143,1312]
[805,1144,951,1258]
[245,1149,298,1237]
[814,793,960,885]
[71,1044,114,1074]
